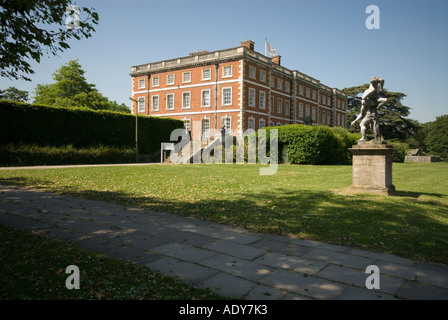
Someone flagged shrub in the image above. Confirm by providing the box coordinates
[387,141,410,163]
[329,127,361,165]
[0,144,136,166]
[261,125,341,165]
[248,125,360,165]
[0,100,183,155]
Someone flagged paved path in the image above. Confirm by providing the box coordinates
[1,183,447,300]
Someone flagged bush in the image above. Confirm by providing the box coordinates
[387,141,410,163]
[281,125,339,164]
[258,125,357,165]
[0,100,183,155]
[0,144,136,166]
[329,127,361,165]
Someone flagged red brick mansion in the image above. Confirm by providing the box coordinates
[130,40,347,140]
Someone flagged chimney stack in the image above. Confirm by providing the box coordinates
[272,54,281,66]
[241,39,255,51]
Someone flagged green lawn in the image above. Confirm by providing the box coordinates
[1,162,447,264]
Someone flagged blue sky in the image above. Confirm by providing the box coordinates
[1,0,447,123]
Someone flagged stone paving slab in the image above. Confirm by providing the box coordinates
[147,257,220,285]
[112,232,172,251]
[291,239,352,252]
[169,221,262,244]
[1,183,448,300]
[251,238,313,257]
[259,269,348,300]
[196,272,257,298]
[245,285,289,300]
[149,227,218,247]
[203,239,267,260]
[100,245,160,265]
[198,254,273,281]
[151,242,218,263]
[338,286,398,300]
[397,280,448,300]
[302,248,377,269]
[254,252,327,275]
[316,264,405,296]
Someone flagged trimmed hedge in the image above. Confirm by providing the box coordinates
[0,144,136,166]
[260,124,361,165]
[329,127,362,165]
[387,141,410,163]
[0,100,184,155]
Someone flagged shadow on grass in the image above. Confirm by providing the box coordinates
[394,190,445,198]
[2,176,448,265]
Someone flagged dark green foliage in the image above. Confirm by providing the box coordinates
[279,125,338,165]
[0,144,136,166]
[329,127,361,164]
[0,86,29,102]
[0,100,184,157]
[33,60,130,113]
[424,115,448,160]
[261,124,361,165]
[0,1,98,81]
[387,141,410,163]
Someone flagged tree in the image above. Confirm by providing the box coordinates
[0,86,29,102]
[34,60,130,113]
[0,0,98,81]
[343,84,419,141]
[424,115,448,159]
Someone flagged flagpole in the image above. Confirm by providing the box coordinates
[265,38,267,56]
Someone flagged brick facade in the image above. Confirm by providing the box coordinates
[130,40,347,140]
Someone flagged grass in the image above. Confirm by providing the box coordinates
[0,223,226,300]
[1,162,447,265]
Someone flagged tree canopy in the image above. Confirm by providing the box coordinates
[34,60,130,113]
[0,0,98,81]
[0,86,29,102]
[423,115,448,159]
[343,84,419,142]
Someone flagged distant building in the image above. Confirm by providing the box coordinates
[130,40,347,140]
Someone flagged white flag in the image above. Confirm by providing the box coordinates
[265,40,276,57]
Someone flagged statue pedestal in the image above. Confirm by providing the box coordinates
[348,141,396,196]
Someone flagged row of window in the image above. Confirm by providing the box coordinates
[137,66,234,89]
[247,66,332,105]
[246,86,345,114]
[137,67,344,110]
[249,114,345,130]
[247,66,292,94]
[137,88,234,112]
[247,87,341,121]
[136,88,345,116]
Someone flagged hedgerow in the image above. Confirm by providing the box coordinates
[255,124,361,165]
[0,100,183,156]
[0,144,136,166]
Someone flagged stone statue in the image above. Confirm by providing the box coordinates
[351,77,387,142]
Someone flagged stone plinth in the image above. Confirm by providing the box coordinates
[349,141,396,196]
